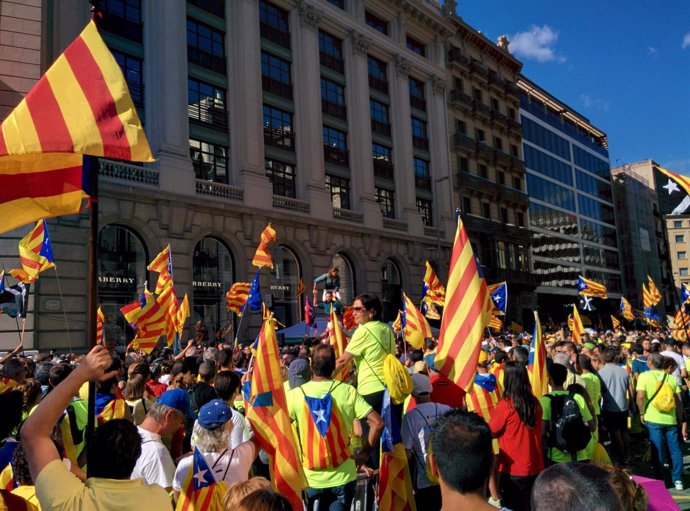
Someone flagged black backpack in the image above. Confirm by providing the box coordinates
[546,392,591,456]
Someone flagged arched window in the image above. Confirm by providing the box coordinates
[98,225,148,348]
[331,253,356,305]
[270,246,301,328]
[192,237,234,344]
[381,258,402,323]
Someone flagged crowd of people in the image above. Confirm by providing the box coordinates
[0,292,686,510]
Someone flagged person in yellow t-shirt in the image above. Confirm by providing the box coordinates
[21,346,172,511]
[288,344,383,511]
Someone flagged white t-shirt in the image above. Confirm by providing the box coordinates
[130,426,176,489]
[661,350,684,385]
[229,409,253,449]
[401,401,451,489]
[172,441,256,492]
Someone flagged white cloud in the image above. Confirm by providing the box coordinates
[580,94,610,112]
[683,33,690,49]
[647,46,657,56]
[509,25,565,63]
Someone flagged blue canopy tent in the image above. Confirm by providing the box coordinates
[276,316,329,344]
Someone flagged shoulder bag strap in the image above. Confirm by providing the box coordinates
[644,373,668,413]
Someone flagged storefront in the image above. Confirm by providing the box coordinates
[270,245,301,328]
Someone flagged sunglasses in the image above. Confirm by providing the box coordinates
[352,306,366,312]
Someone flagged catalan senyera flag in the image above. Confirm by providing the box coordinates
[342,306,356,331]
[646,275,662,307]
[379,388,416,511]
[392,310,402,334]
[147,245,173,294]
[175,447,224,511]
[401,292,432,350]
[435,217,492,391]
[0,20,153,235]
[657,165,690,197]
[620,297,634,321]
[226,282,250,315]
[96,306,105,347]
[175,293,190,337]
[570,305,585,343]
[674,308,690,329]
[488,314,503,332]
[611,315,621,330]
[422,261,446,306]
[297,389,351,470]
[528,311,548,398]
[13,220,55,282]
[120,290,166,352]
[245,316,306,510]
[329,307,351,382]
[295,278,306,297]
[577,275,608,299]
[156,283,178,346]
[252,223,277,269]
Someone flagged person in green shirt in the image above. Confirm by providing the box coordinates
[540,363,595,464]
[635,353,684,489]
[288,344,383,511]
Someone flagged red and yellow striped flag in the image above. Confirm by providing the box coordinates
[528,311,548,398]
[175,447,225,511]
[175,294,190,337]
[342,306,356,331]
[392,310,402,334]
[156,284,178,347]
[488,314,503,332]
[13,220,55,282]
[96,306,105,347]
[121,290,166,351]
[147,245,173,294]
[226,282,250,315]
[252,224,277,269]
[577,275,608,299]
[329,307,351,381]
[0,21,153,234]
[435,217,492,391]
[570,305,585,343]
[423,261,446,306]
[402,292,432,350]
[620,297,634,321]
[611,315,620,330]
[245,316,306,510]
[646,275,662,307]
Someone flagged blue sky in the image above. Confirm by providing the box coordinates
[456,2,690,173]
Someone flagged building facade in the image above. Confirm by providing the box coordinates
[666,215,690,297]
[518,77,621,322]
[0,0,458,350]
[445,18,536,324]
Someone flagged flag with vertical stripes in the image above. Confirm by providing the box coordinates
[297,391,352,470]
[620,297,634,321]
[0,20,153,235]
[96,306,105,347]
[466,375,501,423]
[226,282,250,315]
[487,281,508,314]
[12,220,55,282]
[577,275,608,299]
[570,305,585,343]
[252,224,277,269]
[120,290,166,351]
[488,314,503,332]
[329,307,351,382]
[378,388,416,511]
[176,294,190,337]
[611,315,620,330]
[147,245,173,294]
[435,217,492,391]
[392,310,402,334]
[422,261,445,306]
[342,306,356,331]
[175,447,224,511]
[646,275,662,307]
[245,316,306,510]
[528,311,548,398]
[156,283,179,347]
[401,292,432,350]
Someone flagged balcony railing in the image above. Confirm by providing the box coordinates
[453,132,475,152]
[473,100,491,119]
[510,155,526,171]
[507,118,521,132]
[477,141,493,158]
[323,145,349,166]
[262,76,293,100]
[333,208,364,223]
[195,180,243,201]
[368,75,389,95]
[383,218,407,231]
[99,159,158,186]
[447,47,470,68]
[409,95,426,111]
[188,102,228,130]
[273,195,310,213]
[490,109,509,127]
[371,119,391,137]
[412,136,429,151]
[494,148,513,168]
[505,82,520,97]
[187,46,226,74]
[373,159,394,180]
[320,51,344,73]
[260,22,290,48]
[469,60,488,78]
[424,226,445,238]
[321,99,347,120]
[488,70,506,91]
[264,125,295,151]
[449,89,472,111]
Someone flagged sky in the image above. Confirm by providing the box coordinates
[455,1,690,173]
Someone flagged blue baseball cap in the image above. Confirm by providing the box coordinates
[198,399,233,430]
[156,388,196,419]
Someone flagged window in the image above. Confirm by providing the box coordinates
[409,77,426,110]
[370,100,390,136]
[373,143,393,178]
[526,174,576,211]
[187,19,226,73]
[510,144,519,157]
[508,107,516,120]
[365,11,388,34]
[376,188,395,218]
[473,88,482,101]
[265,159,295,197]
[321,78,346,119]
[413,158,430,190]
[112,51,143,108]
[101,0,142,42]
[326,175,350,209]
[323,126,348,166]
[497,241,507,269]
[479,164,488,179]
[367,56,388,94]
[261,51,292,98]
[681,268,689,276]
[516,211,525,227]
[500,207,508,224]
[372,143,392,162]
[677,235,686,243]
[455,119,467,135]
[494,137,503,151]
[523,145,572,185]
[521,117,570,160]
[259,0,290,48]
[513,176,521,190]
[416,198,433,226]
[453,77,464,91]
[476,129,486,143]
[462,196,472,214]
[319,30,344,73]
[675,220,683,228]
[458,156,469,173]
[406,36,425,56]
[188,79,227,129]
[679,251,687,260]
[263,104,294,150]
[411,117,428,150]
[188,0,225,18]
[482,202,491,219]
[498,171,505,185]
[189,139,227,183]
[491,97,499,111]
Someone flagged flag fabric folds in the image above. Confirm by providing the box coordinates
[15,220,55,281]
[252,224,277,269]
[487,281,508,314]
[96,307,105,347]
[329,307,351,381]
[226,282,250,315]
[682,283,690,305]
[509,322,524,334]
[120,290,166,353]
[488,314,503,332]
[175,447,224,511]
[176,294,190,337]
[378,388,417,511]
[436,217,492,391]
[611,315,621,329]
[0,20,153,234]
[342,306,356,331]
[528,312,548,398]
[422,261,445,306]
[295,279,306,297]
[401,292,432,350]
[147,245,173,294]
[305,297,316,329]
[620,297,634,321]
[570,305,585,343]
[156,284,179,347]
[392,310,402,334]
[242,271,263,314]
[646,276,662,307]
[577,276,608,299]
[657,166,690,197]
[245,316,306,510]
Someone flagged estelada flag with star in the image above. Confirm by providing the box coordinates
[175,447,226,511]
[656,165,690,214]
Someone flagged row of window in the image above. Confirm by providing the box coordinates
[524,145,572,185]
[462,197,526,226]
[521,117,570,160]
